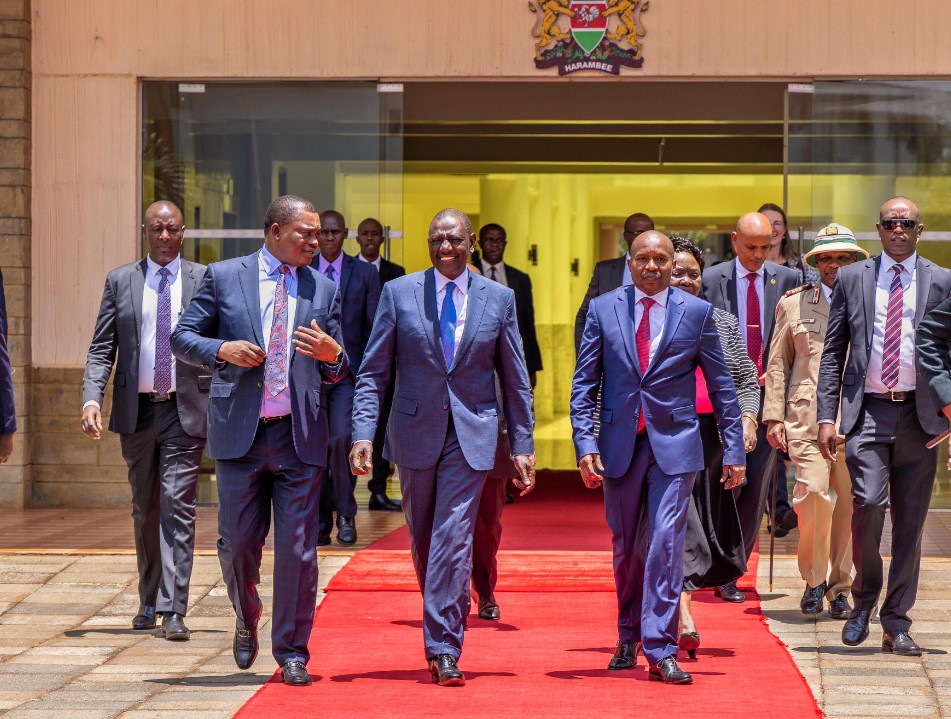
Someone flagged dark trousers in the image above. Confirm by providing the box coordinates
[319,375,357,533]
[215,418,321,666]
[119,395,204,616]
[845,396,937,632]
[472,476,506,601]
[603,434,695,665]
[768,455,793,522]
[733,422,778,564]
[399,418,486,660]
[368,370,396,496]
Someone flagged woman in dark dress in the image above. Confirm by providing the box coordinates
[669,238,761,658]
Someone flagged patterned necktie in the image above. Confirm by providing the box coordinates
[264,265,290,397]
[324,264,336,283]
[635,297,654,433]
[153,267,172,395]
[440,282,457,367]
[745,273,763,378]
[489,265,497,281]
[881,265,905,389]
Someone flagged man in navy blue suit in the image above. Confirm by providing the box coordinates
[312,210,381,546]
[350,208,536,687]
[0,268,15,464]
[571,231,746,684]
[171,195,349,687]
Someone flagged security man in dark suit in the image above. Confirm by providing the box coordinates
[313,210,381,545]
[574,212,654,353]
[819,196,951,656]
[356,217,405,511]
[0,268,16,464]
[81,201,209,641]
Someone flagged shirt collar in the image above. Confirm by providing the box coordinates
[146,254,181,278]
[735,260,765,280]
[358,253,381,269]
[435,268,470,296]
[880,251,917,276]
[317,252,344,274]
[821,283,834,303]
[633,285,668,308]
[259,246,298,279]
[480,259,504,272]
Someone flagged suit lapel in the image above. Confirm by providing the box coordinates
[130,259,147,337]
[763,264,779,340]
[181,261,197,307]
[721,260,738,315]
[239,254,264,347]
[916,258,932,324]
[615,287,639,374]
[611,256,627,290]
[646,288,686,377]
[339,254,353,300]
[416,268,446,369]
[290,269,314,366]
[452,276,487,370]
[863,258,879,346]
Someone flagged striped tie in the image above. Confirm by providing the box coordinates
[745,273,763,378]
[635,297,654,433]
[881,265,904,389]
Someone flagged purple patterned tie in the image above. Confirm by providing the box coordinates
[153,267,172,395]
[324,264,336,283]
[264,265,290,397]
[881,265,904,389]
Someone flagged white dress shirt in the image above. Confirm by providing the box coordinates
[633,286,668,368]
[734,262,765,350]
[259,246,298,418]
[435,268,469,354]
[358,253,382,271]
[821,282,833,305]
[316,253,344,284]
[480,259,509,288]
[866,252,918,393]
[138,255,184,394]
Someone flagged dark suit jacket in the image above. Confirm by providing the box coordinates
[575,256,628,353]
[377,256,406,286]
[918,295,951,416]
[501,263,543,374]
[312,254,380,374]
[82,258,210,438]
[700,259,802,374]
[352,269,534,472]
[170,252,350,464]
[0,269,15,434]
[571,286,744,478]
[818,255,951,437]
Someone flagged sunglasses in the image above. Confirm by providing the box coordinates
[881,218,919,231]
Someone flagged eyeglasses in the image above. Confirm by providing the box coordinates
[623,229,647,238]
[881,218,919,231]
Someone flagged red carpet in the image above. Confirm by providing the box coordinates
[235,476,820,719]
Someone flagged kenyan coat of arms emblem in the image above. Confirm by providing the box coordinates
[529,0,648,75]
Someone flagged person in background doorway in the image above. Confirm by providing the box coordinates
[355,217,404,512]
[0,267,16,464]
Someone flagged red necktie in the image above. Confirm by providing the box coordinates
[636,297,654,433]
[881,265,904,388]
[745,273,763,379]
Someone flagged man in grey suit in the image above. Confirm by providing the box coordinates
[171,195,349,686]
[312,210,381,545]
[349,209,536,687]
[701,212,801,602]
[574,212,654,353]
[819,196,951,656]
[81,201,209,641]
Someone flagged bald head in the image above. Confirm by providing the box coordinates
[877,196,923,262]
[143,201,184,267]
[144,200,183,225]
[731,212,772,273]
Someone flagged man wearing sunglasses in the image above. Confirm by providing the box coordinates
[818,197,951,656]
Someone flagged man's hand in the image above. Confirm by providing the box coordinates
[579,453,604,488]
[349,440,373,476]
[293,320,342,362]
[743,416,758,453]
[218,340,266,367]
[817,424,838,462]
[0,433,12,463]
[81,406,103,440]
[766,420,787,452]
[721,464,746,491]
[512,454,536,496]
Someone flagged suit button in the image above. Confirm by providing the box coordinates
[257,382,263,388]
[443,403,449,410]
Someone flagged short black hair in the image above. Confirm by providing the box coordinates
[670,236,704,272]
[479,223,507,242]
[430,208,473,237]
[263,195,316,233]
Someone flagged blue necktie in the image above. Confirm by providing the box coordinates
[440,282,457,367]
[154,267,172,395]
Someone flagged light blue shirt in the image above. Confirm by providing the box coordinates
[316,253,344,284]
[258,246,298,418]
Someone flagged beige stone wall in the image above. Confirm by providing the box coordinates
[0,0,29,507]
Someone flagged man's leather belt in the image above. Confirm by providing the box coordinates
[867,391,915,403]
[259,414,290,425]
[141,392,174,403]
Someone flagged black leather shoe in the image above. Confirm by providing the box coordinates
[478,595,500,621]
[161,612,190,641]
[368,493,402,511]
[607,640,640,670]
[800,582,827,615]
[233,626,259,669]
[715,582,746,603]
[336,516,357,546]
[317,532,331,546]
[842,609,872,646]
[132,606,156,630]
[773,510,798,538]
[505,493,515,505]
[281,660,314,686]
[649,656,693,684]
[429,654,465,686]
[828,594,852,620]
[882,631,922,656]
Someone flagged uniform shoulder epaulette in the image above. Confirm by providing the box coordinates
[783,283,814,298]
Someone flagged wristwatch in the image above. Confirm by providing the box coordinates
[327,346,344,366]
